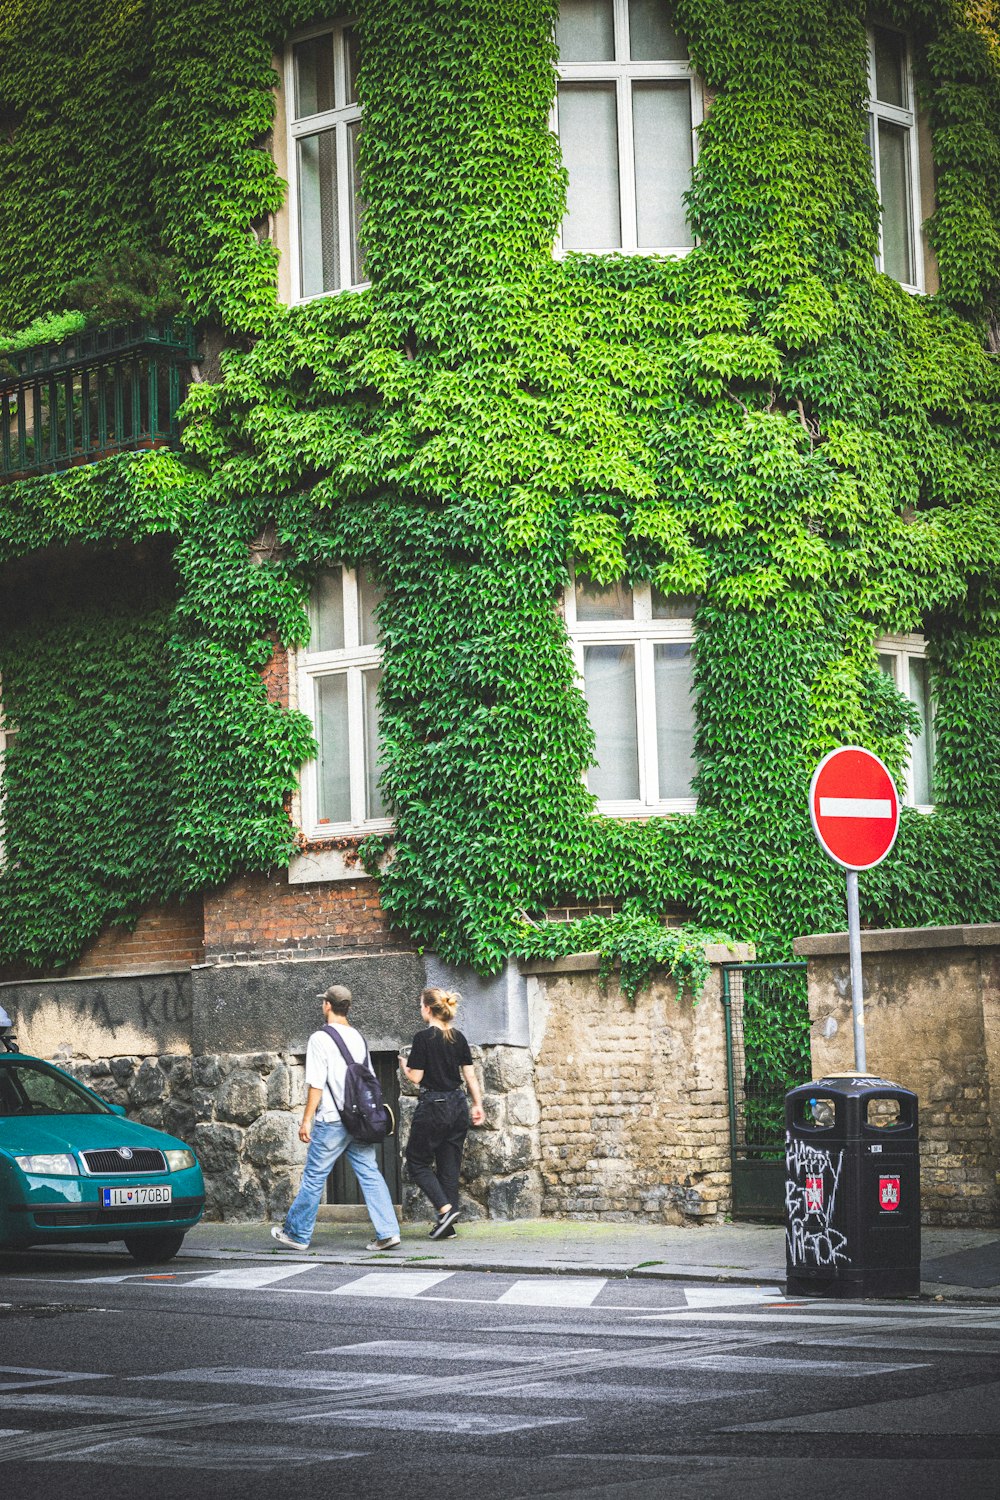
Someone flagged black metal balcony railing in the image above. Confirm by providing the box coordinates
[0,319,198,483]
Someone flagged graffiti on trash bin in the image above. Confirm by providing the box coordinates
[785,1133,849,1268]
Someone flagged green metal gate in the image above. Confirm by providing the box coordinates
[722,961,809,1221]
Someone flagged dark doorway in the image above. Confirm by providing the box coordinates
[326,1051,403,1205]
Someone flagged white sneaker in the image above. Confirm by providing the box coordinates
[366,1235,401,1250]
[270,1226,309,1250]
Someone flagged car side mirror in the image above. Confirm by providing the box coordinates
[108,1102,127,1117]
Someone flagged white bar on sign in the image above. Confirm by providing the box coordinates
[819,797,892,819]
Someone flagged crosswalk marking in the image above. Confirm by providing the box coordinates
[313,1340,598,1363]
[4,1393,197,1415]
[632,1353,927,1377]
[0,1366,108,1391]
[329,1271,453,1299]
[0,1431,24,1438]
[497,1277,607,1308]
[184,1264,316,1290]
[683,1286,782,1308]
[145,1367,427,1393]
[66,1438,367,1469]
[513,1381,761,1405]
[293,1408,580,1435]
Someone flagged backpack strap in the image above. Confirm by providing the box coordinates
[322,1023,371,1070]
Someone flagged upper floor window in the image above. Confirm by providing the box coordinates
[566,576,697,815]
[298,565,389,836]
[867,24,923,290]
[877,634,934,807]
[287,21,365,300]
[555,0,698,255]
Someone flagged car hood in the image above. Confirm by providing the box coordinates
[0,1112,191,1161]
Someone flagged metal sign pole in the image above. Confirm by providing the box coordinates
[845,868,866,1072]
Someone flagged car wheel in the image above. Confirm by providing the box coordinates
[123,1230,186,1264]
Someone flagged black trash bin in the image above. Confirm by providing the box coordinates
[785,1074,920,1298]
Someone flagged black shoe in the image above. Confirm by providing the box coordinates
[429,1207,460,1240]
[427,1221,457,1239]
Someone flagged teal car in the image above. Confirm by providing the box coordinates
[0,1050,205,1263]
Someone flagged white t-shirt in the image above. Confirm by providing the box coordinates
[305,1023,368,1121]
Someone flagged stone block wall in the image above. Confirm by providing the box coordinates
[397,1044,543,1222]
[522,948,749,1223]
[67,1043,543,1226]
[12,943,752,1227]
[795,924,1000,1228]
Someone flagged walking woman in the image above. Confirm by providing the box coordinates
[400,988,484,1238]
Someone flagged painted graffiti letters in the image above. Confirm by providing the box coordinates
[785,1132,849,1269]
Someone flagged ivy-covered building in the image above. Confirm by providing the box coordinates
[1,1,999,1223]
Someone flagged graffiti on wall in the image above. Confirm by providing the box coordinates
[785,1132,849,1268]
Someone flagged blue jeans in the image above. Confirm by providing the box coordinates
[284,1118,399,1245]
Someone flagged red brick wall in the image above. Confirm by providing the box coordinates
[260,634,290,707]
[0,897,205,982]
[70,896,206,973]
[202,869,413,962]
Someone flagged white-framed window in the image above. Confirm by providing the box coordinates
[285,19,365,301]
[867,23,924,291]
[298,565,390,837]
[554,0,699,256]
[877,633,934,808]
[566,575,697,815]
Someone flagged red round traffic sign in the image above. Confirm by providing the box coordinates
[808,747,900,871]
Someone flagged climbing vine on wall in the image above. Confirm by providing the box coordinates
[0,0,999,1075]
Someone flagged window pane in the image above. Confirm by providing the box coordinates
[348,119,366,284]
[877,121,913,284]
[558,83,622,250]
[907,657,934,805]
[583,644,640,800]
[294,35,336,119]
[358,566,383,646]
[877,652,897,683]
[316,673,351,823]
[576,577,634,620]
[298,130,341,296]
[557,0,615,62]
[632,80,693,248]
[651,590,697,619]
[873,26,906,108]
[654,643,696,799]
[310,567,345,652]
[628,0,686,60]
[363,667,386,818]
[343,25,360,105]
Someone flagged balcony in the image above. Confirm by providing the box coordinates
[0,319,198,483]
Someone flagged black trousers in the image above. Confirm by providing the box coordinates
[405,1090,470,1213]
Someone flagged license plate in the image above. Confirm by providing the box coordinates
[101,1185,172,1208]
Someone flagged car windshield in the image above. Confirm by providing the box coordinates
[0,1060,108,1117]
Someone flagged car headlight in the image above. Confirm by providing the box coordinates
[164,1149,196,1172]
[14,1153,79,1176]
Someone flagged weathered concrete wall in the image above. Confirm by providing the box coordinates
[1,953,541,1224]
[522,947,752,1223]
[4,945,751,1226]
[794,923,1000,1228]
[8,970,194,1060]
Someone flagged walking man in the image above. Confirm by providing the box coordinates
[271,985,400,1252]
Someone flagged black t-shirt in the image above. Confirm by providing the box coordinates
[407,1026,473,1092]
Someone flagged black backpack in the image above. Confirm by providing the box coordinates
[322,1025,395,1143]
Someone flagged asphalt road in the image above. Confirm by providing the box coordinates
[0,1249,998,1499]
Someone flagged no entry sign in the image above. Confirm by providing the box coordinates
[809,747,900,872]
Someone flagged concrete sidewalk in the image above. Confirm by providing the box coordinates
[152,1215,1000,1301]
